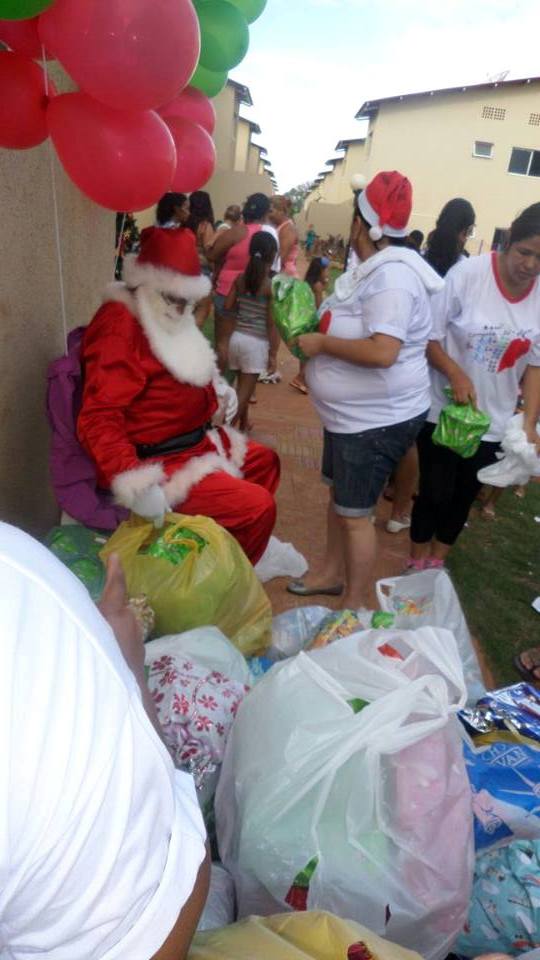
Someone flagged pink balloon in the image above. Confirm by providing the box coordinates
[48,93,176,211]
[165,116,216,193]
[0,50,55,148]
[39,0,200,111]
[160,85,216,136]
[0,17,46,58]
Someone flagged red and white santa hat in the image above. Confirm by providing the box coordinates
[123,226,211,302]
[357,170,412,242]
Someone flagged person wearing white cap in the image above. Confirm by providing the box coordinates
[0,521,209,960]
[287,171,444,610]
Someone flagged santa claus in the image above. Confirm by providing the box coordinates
[78,225,280,565]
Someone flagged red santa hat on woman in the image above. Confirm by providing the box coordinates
[357,171,412,242]
[123,226,211,303]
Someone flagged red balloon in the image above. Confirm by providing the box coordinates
[39,0,201,112]
[0,16,45,57]
[48,93,177,211]
[164,116,216,193]
[160,85,216,136]
[0,50,55,148]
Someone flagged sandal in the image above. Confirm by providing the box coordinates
[290,378,308,395]
[287,580,344,597]
[514,650,540,687]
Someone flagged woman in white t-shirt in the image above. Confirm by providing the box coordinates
[0,523,209,960]
[287,171,444,610]
[409,202,540,572]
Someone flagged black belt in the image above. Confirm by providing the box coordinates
[137,423,210,459]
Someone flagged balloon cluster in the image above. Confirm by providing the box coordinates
[0,0,267,211]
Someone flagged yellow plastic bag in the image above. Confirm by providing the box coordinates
[101,513,271,656]
[189,911,423,960]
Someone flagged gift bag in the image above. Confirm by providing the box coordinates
[432,387,490,458]
[190,910,423,960]
[101,513,271,656]
[271,276,320,360]
[376,569,485,704]
[456,839,540,957]
[216,627,474,960]
[462,738,540,853]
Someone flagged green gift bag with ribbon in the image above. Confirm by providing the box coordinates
[271,276,319,360]
[432,387,491,458]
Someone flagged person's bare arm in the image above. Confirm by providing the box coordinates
[207,223,246,263]
[297,331,402,368]
[522,363,540,449]
[266,292,279,374]
[224,277,239,314]
[313,281,324,310]
[427,340,477,405]
[279,222,296,266]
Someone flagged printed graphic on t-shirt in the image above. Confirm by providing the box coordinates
[319,309,333,334]
[468,328,532,373]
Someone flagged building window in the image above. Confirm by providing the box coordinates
[482,105,506,120]
[529,112,540,126]
[473,140,493,158]
[508,147,540,177]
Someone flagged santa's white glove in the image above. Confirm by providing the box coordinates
[131,484,169,528]
[213,376,238,425]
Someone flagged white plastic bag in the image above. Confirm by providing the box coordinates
[478,413,540,488]
[216,627,474,960]
[197,864,236,932]
[269,606,332,659]
[255,536,308,583]
[376,569,485,704]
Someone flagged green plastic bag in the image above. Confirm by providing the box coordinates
[432,387,491,458]
[271,276,319,360]
[45,525,109,600]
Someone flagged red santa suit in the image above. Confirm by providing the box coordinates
[77,227,280,565]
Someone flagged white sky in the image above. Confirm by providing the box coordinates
[230,0,540,190]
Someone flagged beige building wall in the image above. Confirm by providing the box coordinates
[247,143,261,175]
[234,118,251,173]
[0,132,113,535]
[363,80,540,253]
[213,83,238,173]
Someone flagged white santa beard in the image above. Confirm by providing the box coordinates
[135,287,217,387]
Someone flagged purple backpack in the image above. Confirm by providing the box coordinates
[46,327,129,530]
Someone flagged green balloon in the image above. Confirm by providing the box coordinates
[195,0,249,73]
[190,62,229,98]
[226,0,267,24]
[0,0,54,18]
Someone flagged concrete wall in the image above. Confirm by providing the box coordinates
[297,198,354,240]
[365,81,540,253]
[234,118,250,173]
[204,169,275,222]
[0,81,113,536]
[213,83,237,173]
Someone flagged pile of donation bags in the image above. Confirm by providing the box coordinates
[457,683,540,957]
[48,518,536,960]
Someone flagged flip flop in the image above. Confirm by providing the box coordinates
[287,580,344,597]
[513,651,540,687]
[290,379,308,395]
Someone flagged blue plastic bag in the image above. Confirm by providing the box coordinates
[463,739,540,852]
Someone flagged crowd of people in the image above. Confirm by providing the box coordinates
[2,171,540,960]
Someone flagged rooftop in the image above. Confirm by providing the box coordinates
[335,137,366,150]
[356,74,540,118]
[228,78,253,107]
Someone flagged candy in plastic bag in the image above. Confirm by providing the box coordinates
[308,610,361,650]
[45,525,109,600]
[141,525,206,565]
[433,387,490,458]
[460,683,540,746]
[271,276,320,360]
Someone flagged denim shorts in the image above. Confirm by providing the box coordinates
[322,411,428,517]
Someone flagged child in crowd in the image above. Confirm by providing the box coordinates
[225,231,279,431]
[291,257,330,394]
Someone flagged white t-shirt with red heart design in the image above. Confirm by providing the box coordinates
[429,251,540,441]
